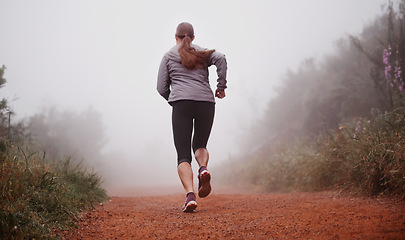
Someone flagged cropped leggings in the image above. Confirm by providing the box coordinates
[171,100,215,165]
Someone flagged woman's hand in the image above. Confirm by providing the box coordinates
[215,89,226,99]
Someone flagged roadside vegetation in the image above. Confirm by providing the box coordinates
[219,1,405,197]
[0,66,109,239]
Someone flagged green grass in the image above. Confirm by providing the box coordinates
[0,141,109,239]
[219,107,405,197]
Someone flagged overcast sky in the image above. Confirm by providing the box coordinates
[0,0,388,190]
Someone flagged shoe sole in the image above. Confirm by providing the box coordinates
[198,170,211,198]
[182,200,197,212]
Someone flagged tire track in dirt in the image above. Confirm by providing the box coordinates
[59,191,405,239]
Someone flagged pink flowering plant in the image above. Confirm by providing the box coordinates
[383,45,405,94]
[382,44,405,108]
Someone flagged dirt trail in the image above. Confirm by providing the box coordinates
[59,191,405,239]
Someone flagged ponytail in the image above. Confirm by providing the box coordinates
[178,35,215,70]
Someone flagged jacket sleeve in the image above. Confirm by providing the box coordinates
[209,51,227,91]
[157,56,171,100]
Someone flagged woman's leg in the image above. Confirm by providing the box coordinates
[177,162,194,193]
[192,102,215,198]
[172,101,194,194]
[172,101,197,212]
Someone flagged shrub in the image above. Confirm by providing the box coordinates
[0,141,109,239]
[220,107,405,197]
[329,107,405,195]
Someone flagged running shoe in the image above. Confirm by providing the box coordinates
[198,166,211,198]
[182,192,197,212]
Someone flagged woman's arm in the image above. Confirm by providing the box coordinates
[157,56,171,100]
[209,51,227,92]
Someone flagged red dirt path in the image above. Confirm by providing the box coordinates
[58,191,405,239]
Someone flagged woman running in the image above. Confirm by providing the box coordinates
[157,22,227,212]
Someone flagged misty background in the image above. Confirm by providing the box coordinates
[0,0,387,194]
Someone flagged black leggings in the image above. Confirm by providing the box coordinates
[171,100,215,165]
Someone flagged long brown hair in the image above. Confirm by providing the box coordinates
[176,22,215,70]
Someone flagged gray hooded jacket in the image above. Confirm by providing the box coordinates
[157,44,227,103]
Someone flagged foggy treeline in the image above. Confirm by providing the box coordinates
[27,107,147,191]
[244,2,401,150]
[0,92,134,192]
[28,107,105,166]
[218,1,405,195]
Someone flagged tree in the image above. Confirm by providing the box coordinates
[0,65,8,144]
[0,66,28,144]
[28,106,106,169]
[351,0,405,109]
[0,65,8,132]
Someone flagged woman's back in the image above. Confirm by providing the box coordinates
[158,44,226,103]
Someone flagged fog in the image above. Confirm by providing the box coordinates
[0,0,386,194]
